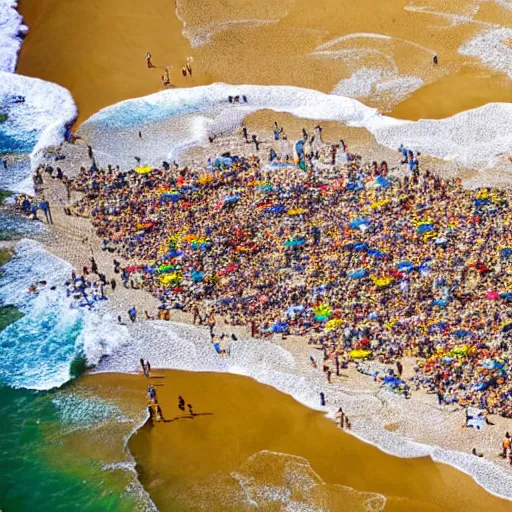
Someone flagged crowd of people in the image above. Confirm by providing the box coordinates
[42,125,512,423]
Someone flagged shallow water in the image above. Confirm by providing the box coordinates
[0,234,144,511]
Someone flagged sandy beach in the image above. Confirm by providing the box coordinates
[16,0,512,124]
[74,370,512,512]
[2,0,512,508]
[11,127,509,508]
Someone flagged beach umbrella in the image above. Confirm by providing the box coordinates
[348,269,367,279]
[486,291,499,300]
[350,349,372,359]
[135,166,153,174]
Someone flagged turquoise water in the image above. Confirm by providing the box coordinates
[0,233,141,511]
[0,384,138,512]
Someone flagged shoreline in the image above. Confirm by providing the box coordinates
[79,369,512,511]
[14,0,512,124]
[11,128,512,504]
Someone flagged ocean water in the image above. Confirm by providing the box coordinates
[80,83,512,172]
[0,71,76,193]
[0,238,142,511]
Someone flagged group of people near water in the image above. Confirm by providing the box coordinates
[144,50,193,88]
[33,118,512,463]
[141,358,196,424]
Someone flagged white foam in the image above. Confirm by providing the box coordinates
[0,240,131,390]
[315,31,435,56]
[0,0,27,73]
[184,19,279,48]
[0,72,77,193]
[459,27,512,79]
[332,68,424,105]
[80,83,512,171]
[92,318,512,502]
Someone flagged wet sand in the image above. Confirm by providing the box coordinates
[17,0,512,124]
[80,370,512,512]
[16,0,212,123]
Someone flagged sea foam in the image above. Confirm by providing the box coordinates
[0,239,130,390]
[0,0,27,73]
[92,318,512,502]
[0,72,77,193]
[80,83,512,172]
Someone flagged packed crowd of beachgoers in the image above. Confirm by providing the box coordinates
[26,127,512,430]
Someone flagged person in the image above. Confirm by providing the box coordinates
[90,257,98,274]
[39,198,53,224]
[192,304,201,325]
[188,404,194,416]
[251,134,261,151]
[396,360,403,377]
[186,59,192,76]
[155,402,164,421]
[472,448,483,457]
[128,306,137,322]
[182,66,187,77]
[336,407,345,428]
[145,51,153,68]
[140,358,146,373]
[320,392,326,406]
[433,54,438,65]
[502,432,511,458]
[147,404,155,422]
[242,126,248,142]
[178,396,185,411]
[161,71,170,87]
[110,278,116,290]
[1,157,7,169]
[146,360,151,376]
[147,385,156,400]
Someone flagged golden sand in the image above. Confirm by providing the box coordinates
[79,371,512,512]
[17,0,512,124]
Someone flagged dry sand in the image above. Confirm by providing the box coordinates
[16,0,512,124]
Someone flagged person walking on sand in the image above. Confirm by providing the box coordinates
[186,57,193,76]
[145,51,153,68]
[336,407,345,428]
[182,66,187,77]
[162,67,171,87]
[433,54,438,65]
[188,404,194,416]
[144,360,151,378]
[155,401,164,421]
[129,306,137,322]
[40,198,53,224]
[178,396,185,411]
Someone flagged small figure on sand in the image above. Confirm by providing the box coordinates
[162,66,171,87]
[178,395,185,411]
[182,66,187,77]
[145,51,153,68]
[128,306,137,322]
[140,359,151,378]
[433,54,438,65]
[154,401,164,421]
[188,404,194,416]
[186,57,193,76]
[147,385,156,400]
[336,407,345,428]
